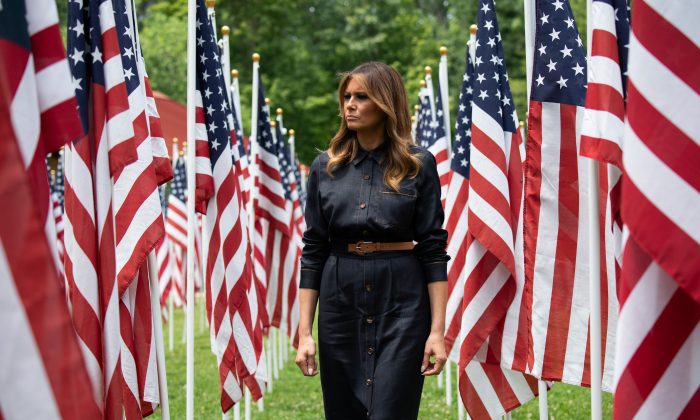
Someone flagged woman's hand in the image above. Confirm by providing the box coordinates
[421,332,447,376]
[295,334,319,376]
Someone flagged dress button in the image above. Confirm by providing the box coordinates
[363,175,370,180]
[368,346,375,355]
[365,283,372,292]
[366,378,373,386]
[366,317,374,324]
[360,202,366,209]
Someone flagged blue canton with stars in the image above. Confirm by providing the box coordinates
[531,0,587,106]
[473,0,519,134]
[255,81,277,162]
[196,0,233,168]
[451,45,476,178]
[415,92,433,147]
[171,157,187,203]
[596,0,630,94]
[112,0,141,103]
[274,122,293,202]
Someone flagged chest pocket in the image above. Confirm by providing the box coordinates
[373,186,417,229]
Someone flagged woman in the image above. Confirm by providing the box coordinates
[296,61,449,419]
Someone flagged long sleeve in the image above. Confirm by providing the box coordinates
[413,151,449,282]
[299,154,330,290]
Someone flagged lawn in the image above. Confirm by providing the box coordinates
[157,301,612,419]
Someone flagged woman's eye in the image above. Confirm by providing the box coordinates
[343,94,351,100]
[356,94,368,100]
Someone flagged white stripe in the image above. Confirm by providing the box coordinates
[628,33,700,145]
[614,261,677,385]
[503,368,536,404]
[26,0,59,34]
[591,2,617,34]
[637,322,700,419]
[587,56,624,95]
[644,0,700,49]
[35,60,75,112]
[530,102,561,378]
[624,126,700,244]
[468,187,514,256]
[581,107,624,144]
[10,59,40,167]
[472,106,508,158]
[465,362,505,419]
[0,245,62,418]
[470,145,510,202]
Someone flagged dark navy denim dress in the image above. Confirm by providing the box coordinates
[300,142,449,420]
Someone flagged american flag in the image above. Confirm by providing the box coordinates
[425,78,451,205]
[415,90,433,148]
[455,0,542,417]
[615,1,700,418]
[166,156,189,306]
[229,93,251,204]
[193,0,258,410]
[50,150,66,279]
[444,44,475,363]
[580,0,629,278]
[524,0,616,390]
[0,1,102,417]
[65,0,168,416]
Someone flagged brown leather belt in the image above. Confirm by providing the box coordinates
[348,241,415,255]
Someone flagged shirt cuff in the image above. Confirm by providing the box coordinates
[422,261,447,283]
[300,269,321,290]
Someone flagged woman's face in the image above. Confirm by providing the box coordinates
[343,77,385,132]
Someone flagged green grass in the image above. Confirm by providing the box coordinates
[156,301,612,419]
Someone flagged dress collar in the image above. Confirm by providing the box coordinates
[351,140,389,166]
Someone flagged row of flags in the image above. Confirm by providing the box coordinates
[415,0,698,418]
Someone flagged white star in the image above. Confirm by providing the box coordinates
[123,67,134,80]
[466,86,473,95]
[466,128,472,137]
[463,73,470,82]
[495,90,501,98]
[478,90,489,100]
[547,59,557,72]
[536,74,545,86]
[71,20,84,37]
[462,116,469,125]
[221,101,227,112]
[549,28,561,41]
[206,105,214,116]
[459,103,466,112]
[474,39,481,50]
[455,133,462,142]
[202,70,210,81]
[492,72,500,82]
[475,55,483,66]
[204,88,212,99]
[457,146,465,154]
[70,47,84,65]
[123,47,134,59]
[197,36,204,47]
[200,53,207,64]
[218,86,223,95]
[92,47,102,63]
[209,122,218,133]
[476,73,486,83]
[196,19,202,29]
[72,76,82,91]
[490,55,499,65]
[576,35,583,47]
[540,13,549,24]
[552,0,564,10]
[564,17,575,28]
[481,2,491,13]
[487,37,496,47]
[572,62,584,75]
[211,139,220,150]
[538,44,547,55]
[460,159,468,167]
[123,25,131,38]
[265,140,271,147]
[501,96,511,106]
[484,20,494,31]
[556,75,568,89]
[560,45,573,58]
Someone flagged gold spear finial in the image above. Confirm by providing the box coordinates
[424,65,432,75]
[270,120,276,128]
[205,0,215,8]
[231,69,239,78]
[439,46,448,55]
[252,53,260,62]
[420,80,427,88]
[519,121,525,128]
[221,25,230,36]
[289,129,295,136]
[470,24,477,34]
[173,137,179,144]
[265,97,271,106]
[411,115,416,123]
[414,104,420,112]
[276,107,283,116]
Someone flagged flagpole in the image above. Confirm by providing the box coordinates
[185,0,197,417]
[170,138,179,353]
[411,104,419,142]
[424,66,437,125]
[250,53,260,249]
[585,0,603,418]
[221,26,232,103]
[206,0,217,38]
[457,363,465,420]
[438,46,452,156]
[231,70,244,132]
[148,251,171,420]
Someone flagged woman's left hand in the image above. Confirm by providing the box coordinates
[421,331,447,376]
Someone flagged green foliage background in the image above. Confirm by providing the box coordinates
[60,0,588,163]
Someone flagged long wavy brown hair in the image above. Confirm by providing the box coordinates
[326,62,420,191]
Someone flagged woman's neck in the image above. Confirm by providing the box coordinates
[356,125,385,151]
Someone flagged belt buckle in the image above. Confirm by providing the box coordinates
[354,241,374,255]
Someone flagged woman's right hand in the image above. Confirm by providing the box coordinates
[295,334,318,376]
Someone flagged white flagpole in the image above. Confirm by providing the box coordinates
[147,251,171,419]
[185,0,197,417]
[206,0,217,39]
[221,26,232,104]
[169,138,179,353]
[231,70,244,132]
[234,402,240,420]
[424,66,437,123]
[585,0,602,418]
[411,104,418,142]
[244,388,252,420]
[457,362,465,420]
[438,46,452,156]
[250,53,260,250]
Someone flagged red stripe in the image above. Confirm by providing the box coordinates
[101,27,121,62]
[471,124,509,176]
[635,0,700,94]
[469,212,515,277]
[541,103,580,380]
[459,368,491,419]
[591,29,621,64]
[483,365,519,412]
[469,168,511,225]
[585,83,625,121]
[580,135,623,168]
